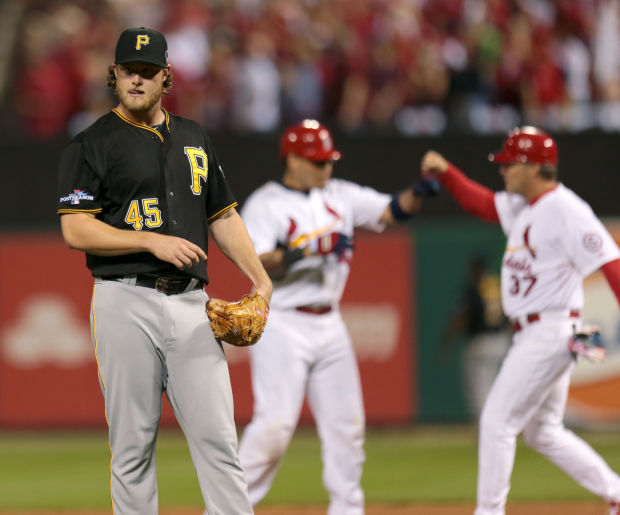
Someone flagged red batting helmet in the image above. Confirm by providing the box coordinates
[489,126,558,165]
[280,119,342,162]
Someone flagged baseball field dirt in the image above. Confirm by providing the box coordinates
[254,502,612,514]
[0,502,612,514]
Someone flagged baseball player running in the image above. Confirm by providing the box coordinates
[56,27,271,514]
[237,119,437,514]
[421,126,620,515]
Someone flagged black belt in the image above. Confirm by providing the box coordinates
[104,274,203,295]
[296,305,332,315]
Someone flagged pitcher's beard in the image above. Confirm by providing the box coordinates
[117,87,163,115]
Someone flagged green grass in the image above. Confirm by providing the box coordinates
[0,426,619,509]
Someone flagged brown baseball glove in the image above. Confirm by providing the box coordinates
[206,292,269,347]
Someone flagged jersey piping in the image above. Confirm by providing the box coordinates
[57,109,237,282]
[111,108,170,142]
[528,184,559,206]
[57,207,104,215]
[207,202,238,222]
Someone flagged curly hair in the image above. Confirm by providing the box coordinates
[106,65,173,95]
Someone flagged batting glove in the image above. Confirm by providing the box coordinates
[568,325,606,363]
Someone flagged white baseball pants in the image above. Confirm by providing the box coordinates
[475,313,620,515]
[238,308,366,515]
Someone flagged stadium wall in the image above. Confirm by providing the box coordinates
[2,131,620,229]
[1,132,619,428]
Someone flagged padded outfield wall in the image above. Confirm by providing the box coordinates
[1,132,619,427]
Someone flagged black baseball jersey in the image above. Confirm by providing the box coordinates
[57,108,237,284]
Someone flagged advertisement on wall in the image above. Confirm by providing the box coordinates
[0,229,416,428]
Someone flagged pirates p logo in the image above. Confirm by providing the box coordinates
[136,34,150,50]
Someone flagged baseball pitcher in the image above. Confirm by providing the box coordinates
[57,27,271,514]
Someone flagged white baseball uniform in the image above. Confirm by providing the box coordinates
[238,178,391,515]
[476,184,620,514]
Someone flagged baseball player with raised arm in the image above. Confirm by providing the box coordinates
[237,119,438,514]
[421,126,620,515]
[57,27,271,514]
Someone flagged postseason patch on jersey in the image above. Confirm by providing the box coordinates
[59,189,95,205]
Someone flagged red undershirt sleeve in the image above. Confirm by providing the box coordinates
[602,258,620,307]
[437,163,500,223]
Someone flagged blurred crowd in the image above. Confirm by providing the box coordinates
[7,0,620,140]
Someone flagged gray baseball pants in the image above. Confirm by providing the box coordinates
[90,278,253,514]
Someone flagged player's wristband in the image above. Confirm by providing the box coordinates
[282,248,305,267]
[389,194,413,221]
